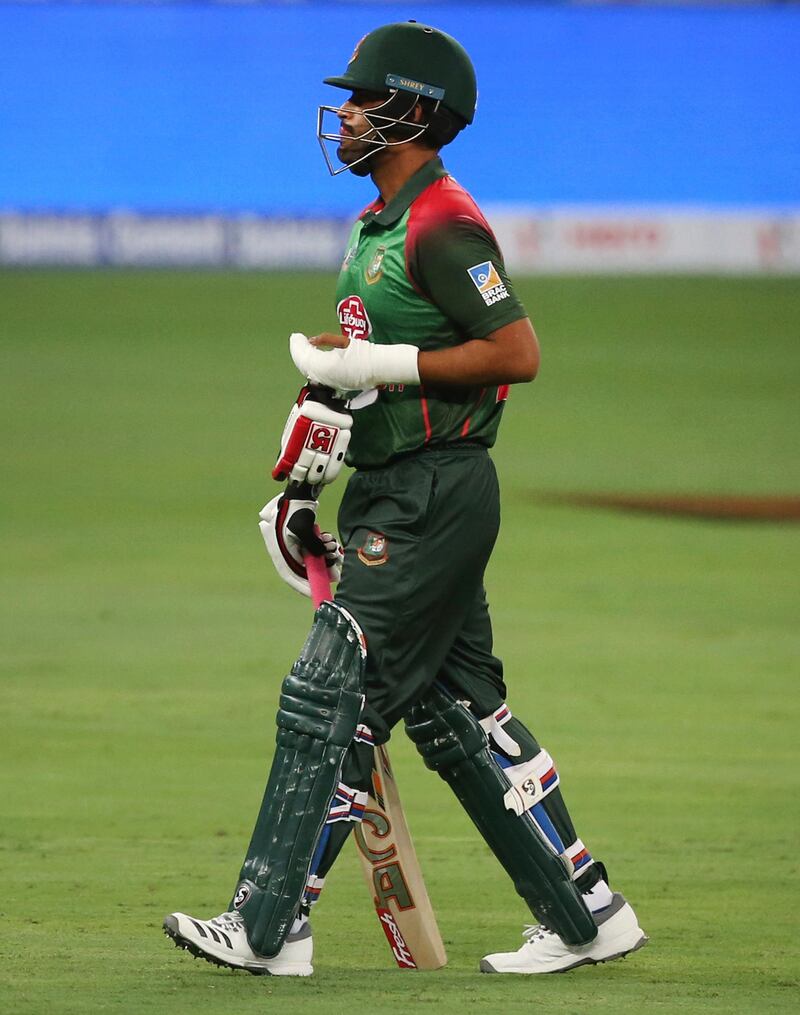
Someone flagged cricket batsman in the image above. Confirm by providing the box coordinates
[164,20,647,975]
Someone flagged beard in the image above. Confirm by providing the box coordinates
[336,140,376,177]
[346,157,374,178]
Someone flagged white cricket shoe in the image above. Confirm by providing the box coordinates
[163,909,313,976]
[480,893,647,974]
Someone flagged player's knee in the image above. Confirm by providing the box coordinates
[405,686,486,770]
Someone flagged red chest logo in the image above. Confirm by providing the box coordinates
[337,295,372,341]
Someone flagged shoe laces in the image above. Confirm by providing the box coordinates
[522,923,555,944]
[211,911,245,933]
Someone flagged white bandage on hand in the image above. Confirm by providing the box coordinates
[273,387,352,486]
[259,493,343,599]
[289,332,420,391]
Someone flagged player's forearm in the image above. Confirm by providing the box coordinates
[418,318,540,386]
[291,318,539,391]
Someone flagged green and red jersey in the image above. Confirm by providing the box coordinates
[335,156,527,468]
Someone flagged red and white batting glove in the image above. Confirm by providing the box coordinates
[272,385,352,486]
[258,486,343,599]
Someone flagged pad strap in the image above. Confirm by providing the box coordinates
[479,704,522,757]
[500,749,560,816]
[564,838,595,881]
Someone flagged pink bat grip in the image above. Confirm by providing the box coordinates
[305,552,332,609]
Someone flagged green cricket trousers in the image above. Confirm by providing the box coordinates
[335,443,508,743]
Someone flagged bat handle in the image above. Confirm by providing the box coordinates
[305,532,333,609]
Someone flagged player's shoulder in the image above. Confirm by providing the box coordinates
[411,173,491,234]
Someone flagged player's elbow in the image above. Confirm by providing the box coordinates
[519,342,540,382]
[491,318,539,383]
[512,327,540,383]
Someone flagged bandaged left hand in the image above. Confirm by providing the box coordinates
[290,332,420,391]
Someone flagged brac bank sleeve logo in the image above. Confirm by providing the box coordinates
[466,261,509,307]
[337,294,372,340]
[467,260,502,293]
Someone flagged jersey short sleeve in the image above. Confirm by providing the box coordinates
[407,197,527,340]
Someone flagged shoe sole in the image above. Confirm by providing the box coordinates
[163,916,312,977]
[480,931,649,974]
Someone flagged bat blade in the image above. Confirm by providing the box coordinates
[354,744,447,970]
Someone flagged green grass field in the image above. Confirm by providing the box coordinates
[1,271,798,1014]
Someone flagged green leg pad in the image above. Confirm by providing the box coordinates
[230,601,366,957]
[405,684,597,946]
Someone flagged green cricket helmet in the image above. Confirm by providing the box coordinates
[325,22,477,124]
[317,21,477,176]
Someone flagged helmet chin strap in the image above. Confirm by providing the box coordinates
[317,91,434,177]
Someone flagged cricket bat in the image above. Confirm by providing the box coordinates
[305,551,448,971]
[353,741,448,970]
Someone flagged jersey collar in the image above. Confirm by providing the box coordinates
[362,156,449,228]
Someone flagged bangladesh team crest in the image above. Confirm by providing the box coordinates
[365,245,386,285]
[357,531,389,567]
[348,33,367,66]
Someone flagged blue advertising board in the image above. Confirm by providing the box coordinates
[1,3,798,213]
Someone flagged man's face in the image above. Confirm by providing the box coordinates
[335,90,393,177]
